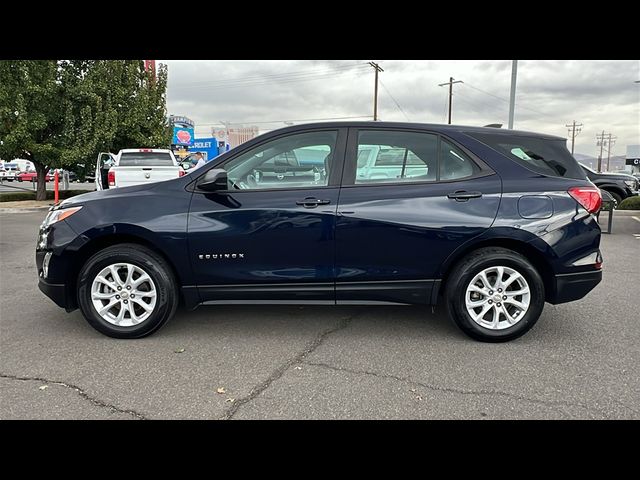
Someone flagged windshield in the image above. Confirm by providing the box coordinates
[118,152,174,167]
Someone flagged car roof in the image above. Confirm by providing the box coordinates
[265,121,566,141]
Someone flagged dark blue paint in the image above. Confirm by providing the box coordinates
[187,187,339,294]
[335,175,501,283]
[35,121,602,311]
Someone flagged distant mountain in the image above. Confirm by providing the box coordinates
[573,153,595,162]
[573,153,628,172]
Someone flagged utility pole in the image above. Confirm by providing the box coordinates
[368,62,384,121]
[605,133,617,172]
[438,77,463,124]
[508,60,518,129]
[565,120,583,155]
[596,131,607,172]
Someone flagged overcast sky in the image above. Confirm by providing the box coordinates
[160,60,640,157]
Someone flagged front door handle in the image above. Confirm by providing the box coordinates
[296,197,331,208]
[447,190,482,201]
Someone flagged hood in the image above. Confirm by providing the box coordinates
[596,172,637,181]
[56,182,160,209]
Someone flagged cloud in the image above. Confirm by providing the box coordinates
[160,60,640,157]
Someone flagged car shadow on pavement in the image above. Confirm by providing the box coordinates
[158,304,464,340]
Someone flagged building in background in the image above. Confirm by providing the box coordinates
[626,145,640,174]
[214,125,259,149]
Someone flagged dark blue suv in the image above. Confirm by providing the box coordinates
[36,122,603,341]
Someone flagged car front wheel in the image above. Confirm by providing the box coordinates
[77,244,178,338]
[445,247,545,342]
[606,191,623,207]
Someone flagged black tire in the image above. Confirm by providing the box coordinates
[77,243,178,339]
[606,191,622,208]
[444,247,545,342]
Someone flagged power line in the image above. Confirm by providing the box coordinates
[170,65,370,91]
[171,62,368,87]
[379,80,410,121]
[454,90,509,115]
[565,120,583,155]
[170,69,371,92]
[442,94,449,123]
[438,77,463,124]
[195,115,374,126]
[595,131,616,172]
[449,94,505,124]
[463,81,554,120]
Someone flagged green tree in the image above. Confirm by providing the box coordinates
[0,60,63,200]
[0,60,171,200]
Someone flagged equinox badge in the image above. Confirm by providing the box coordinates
[199,253,245,260]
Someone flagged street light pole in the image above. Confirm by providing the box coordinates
[508,60,518,129]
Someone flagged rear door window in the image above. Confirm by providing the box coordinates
[118,152,174,166]
[470,133,585,179]
[440,139,480,180]
[354,130,437,184]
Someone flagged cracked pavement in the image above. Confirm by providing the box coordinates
[1,211,638,419]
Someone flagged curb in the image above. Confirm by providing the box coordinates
[610,210,640,216]
[0,207,50,214]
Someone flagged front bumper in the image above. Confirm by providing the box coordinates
[38,277,68,309]
[547,269,602,304]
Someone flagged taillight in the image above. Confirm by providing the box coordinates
[568,186,601,214]
[108,170,115,186]
[178,170,185,177]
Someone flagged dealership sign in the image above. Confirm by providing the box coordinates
[626,158,640,166]
[172,126,195,146]
[169,115,194,128]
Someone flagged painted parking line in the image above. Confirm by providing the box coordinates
[634,234,640,240]
[632,216,640,223]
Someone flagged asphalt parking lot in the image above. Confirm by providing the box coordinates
[1,210,638,420]
[0,181,95,193]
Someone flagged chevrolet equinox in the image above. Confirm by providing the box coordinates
[36,122,603,341]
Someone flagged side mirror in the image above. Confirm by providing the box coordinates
[181,162,191,170]
[197,168,228,192]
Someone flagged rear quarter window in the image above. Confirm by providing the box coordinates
[118,152,174,166]
[469,133,585,180]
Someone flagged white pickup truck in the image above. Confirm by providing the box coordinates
[95,148,185,190]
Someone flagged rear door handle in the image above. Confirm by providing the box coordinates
[447,190,482,201]
[296,197,331,208]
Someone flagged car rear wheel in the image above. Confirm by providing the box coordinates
[77,244,178,338]
[445,247,545,342]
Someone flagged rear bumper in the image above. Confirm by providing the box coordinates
[547,270,602,304]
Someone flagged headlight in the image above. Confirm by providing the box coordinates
[42,206,83,228]
[624,180,636,189]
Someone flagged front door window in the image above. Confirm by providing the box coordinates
[223,131,338,190]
